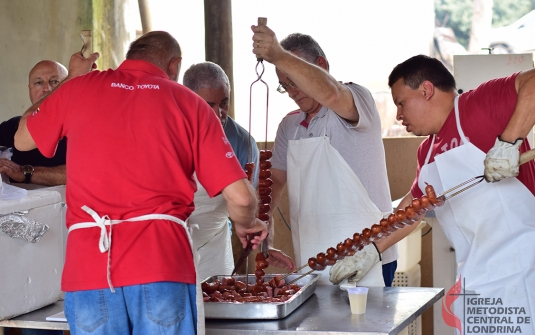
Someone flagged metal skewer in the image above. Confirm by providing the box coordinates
[238,17,270,286]
[287,269,315,285]
[249,17,270,152]
[80,30,92,58]
[437,175,485,200]
[278,264,309,280]
[435,148,535,201]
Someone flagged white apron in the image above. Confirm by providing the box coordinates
[287,126,385,286]
[189,177,234,281]
[418,96,535,333]
[69,205,206,335]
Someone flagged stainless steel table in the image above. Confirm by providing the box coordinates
[205,286,444,334]
[0,301,68,331]
[0,286,443,334]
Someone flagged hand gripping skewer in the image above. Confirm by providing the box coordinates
[80,30,92,58]
[437,147,535,201]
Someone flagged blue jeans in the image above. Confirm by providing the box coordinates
[64,282,197,335]
[382,260,398,287]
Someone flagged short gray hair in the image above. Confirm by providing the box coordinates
[183,62,230,92]
[280,33,329,70]
[126,31,181,70]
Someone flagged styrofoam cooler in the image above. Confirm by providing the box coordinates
[394,263,423,335]
[396,221,426,272]
[393,221,426,335]
[0,188,64,320]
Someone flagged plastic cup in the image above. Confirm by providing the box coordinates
[348,287,369,314]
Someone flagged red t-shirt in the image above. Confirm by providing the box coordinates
[27,60,246,291]
[411,72,535,198]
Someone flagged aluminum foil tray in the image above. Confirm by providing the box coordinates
[201,273,320,319]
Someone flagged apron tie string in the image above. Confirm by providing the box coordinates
[69,207,194,294]
[81,205,116,292]
[82,205,112,253]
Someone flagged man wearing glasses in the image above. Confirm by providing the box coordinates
[251,25,399,286]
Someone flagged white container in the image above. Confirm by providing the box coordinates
[348,287,368,314]
[0,188,64,320]
[396,221,426,272]
[394,263,423,335]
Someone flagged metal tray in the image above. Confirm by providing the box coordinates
[201,273,320,319]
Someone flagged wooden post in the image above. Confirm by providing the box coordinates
[138,0,152,34]
[204,0,234,118]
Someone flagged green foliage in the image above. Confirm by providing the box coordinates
[492,0,535,27]
[435,0,535,48]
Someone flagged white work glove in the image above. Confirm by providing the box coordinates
[484,137,523,183]
[329,243,381,285]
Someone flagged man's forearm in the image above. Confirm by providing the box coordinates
[273,52,358,122]
[375,191,419,253]
[224,179,257,228]
[501,68,535,143]
[31,165,66,186]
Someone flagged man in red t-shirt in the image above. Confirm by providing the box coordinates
[15,31,267,335]
[330,55,535,333]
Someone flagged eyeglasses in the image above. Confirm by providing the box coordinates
[276,80,298,94]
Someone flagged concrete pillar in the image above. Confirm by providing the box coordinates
[0,0,135,121]
[204,0,234,118]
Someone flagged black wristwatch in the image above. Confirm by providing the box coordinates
[22,165,34,184]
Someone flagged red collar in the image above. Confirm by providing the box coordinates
[117,60,169,79]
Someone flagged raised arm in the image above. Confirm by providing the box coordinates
[484,68,535,182]
[251,24,359,123]
[500,68,535,143]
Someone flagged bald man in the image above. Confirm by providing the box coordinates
[0,60,67,186]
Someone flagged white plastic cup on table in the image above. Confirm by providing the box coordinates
[348,287,369,314]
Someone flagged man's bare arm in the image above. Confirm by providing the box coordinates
[30,165,66,186]
[222,178,268,249]
[501,68,535,143]
[251,24,359,123]
[0,159,65,186]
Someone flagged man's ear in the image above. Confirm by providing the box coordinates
[168,56,182,82]
[421,80,435,100]
[316,56,329,71]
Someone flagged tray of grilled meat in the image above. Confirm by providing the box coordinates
[201,273,320,319]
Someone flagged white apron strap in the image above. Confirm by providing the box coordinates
[69,206,205,334]
[453,95,468,143]
[69,206,193,292]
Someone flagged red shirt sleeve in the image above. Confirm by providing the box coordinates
[27,79,75,157]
